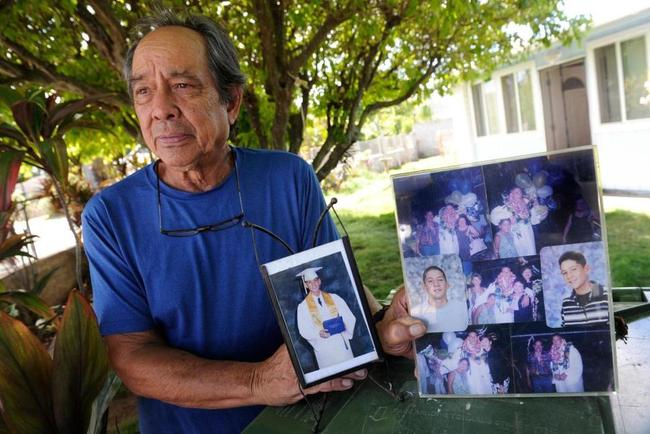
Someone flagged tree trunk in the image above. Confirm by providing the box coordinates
[270,84,294,150]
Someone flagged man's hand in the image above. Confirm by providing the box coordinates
[319,329,331,338]
[375,286,426,359]
[250,345,366,406]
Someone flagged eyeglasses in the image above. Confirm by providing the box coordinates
[155,151,245,237]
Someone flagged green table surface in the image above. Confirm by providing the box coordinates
[245,297,650,434]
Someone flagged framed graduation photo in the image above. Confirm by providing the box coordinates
[261,238,383,388]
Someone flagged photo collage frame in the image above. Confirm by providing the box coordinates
[392,147,616,397]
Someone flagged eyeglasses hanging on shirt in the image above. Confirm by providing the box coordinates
[155,146,347,254]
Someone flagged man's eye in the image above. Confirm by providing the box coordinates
[134,87,150,97]
[174,83,190,89]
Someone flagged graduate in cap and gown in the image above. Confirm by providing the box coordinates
[296,267,357,369]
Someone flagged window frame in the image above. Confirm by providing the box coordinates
[470,66,537,138]
[592,32,650,124]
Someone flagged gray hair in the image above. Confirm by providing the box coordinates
[123,10,245,104]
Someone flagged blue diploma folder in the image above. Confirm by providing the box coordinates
[323,316,345,335]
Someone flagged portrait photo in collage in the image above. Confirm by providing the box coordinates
[392,147,614,397]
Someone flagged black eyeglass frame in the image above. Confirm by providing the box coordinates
[155,149,245,237]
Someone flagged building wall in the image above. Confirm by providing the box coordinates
[585,21,650,192]
[452,11,650,194]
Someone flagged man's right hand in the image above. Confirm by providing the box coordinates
[250,345,366,406]
[319,329,331,338]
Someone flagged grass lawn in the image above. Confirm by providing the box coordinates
[605,210,650,287]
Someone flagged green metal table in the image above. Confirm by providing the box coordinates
[245,288,650,434]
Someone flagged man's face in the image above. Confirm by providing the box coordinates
[522,268,532,281]
[130,26,241,170]
[306,277,321,293]
[513,281,524,295]
[534,341,543,353]
[552,335,562,347]
[458,359,469,373]
[480,337,492,351]
[510,187,523,201]
[560,259,590,290]
[424,269,449,302]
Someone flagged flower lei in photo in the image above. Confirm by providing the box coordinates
[550,336,571,372]
[444,190,484,223]
[438,204,459,236]
[494,268,516,312]
[489,171,555,227]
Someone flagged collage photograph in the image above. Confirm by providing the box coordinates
[393,148,616,397]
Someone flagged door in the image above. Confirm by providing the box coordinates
[539,60,592,150]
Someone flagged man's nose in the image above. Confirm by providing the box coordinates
[151,87,180,120]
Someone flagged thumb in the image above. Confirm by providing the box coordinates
[379,317,426,358]
[383,317,426,344]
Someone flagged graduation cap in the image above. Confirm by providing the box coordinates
[296,267,322,282]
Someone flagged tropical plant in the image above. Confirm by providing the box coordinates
[0,148,22,239]
[0,86,110,293]
[0,290,109,434]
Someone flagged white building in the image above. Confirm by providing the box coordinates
[449,8,650,195]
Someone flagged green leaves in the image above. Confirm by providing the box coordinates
[10,100,45,143]
[0,312,56,434]
[0,233,36,261]
[0,291,56,321]
[52,291,109,434]
[38,137,69,188]
[0,149,23,213]
[0,290,110,434]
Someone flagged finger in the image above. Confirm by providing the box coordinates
[340,369,367,380]
[382,317,426,346]
[306,377,355,395]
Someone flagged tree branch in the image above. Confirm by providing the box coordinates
[76,0,127,74]
[242,88,269,149]
[359,58,439,127]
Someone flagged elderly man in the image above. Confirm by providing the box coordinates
[83,11,425,434]
[296,267,356,369]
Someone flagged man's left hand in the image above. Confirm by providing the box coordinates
[375,286,426,359]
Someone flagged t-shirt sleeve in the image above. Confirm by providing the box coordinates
[297,159,340,249]
[83,197,155,336]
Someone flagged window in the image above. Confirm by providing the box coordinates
[471,84,486,137]
[501,75,518,133]
[621,37,650,120]
[501,70,536,133]
[595,36,650,123]
[517,70,536,131]
[595,44,621,123]
[483,80,500,135]
[472,68,536,137]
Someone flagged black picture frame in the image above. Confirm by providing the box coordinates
[261,237,383,388]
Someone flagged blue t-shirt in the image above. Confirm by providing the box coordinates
[82,147,338,433]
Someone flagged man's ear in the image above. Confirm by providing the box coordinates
[227,86,243,125]
[584,264,590,275]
